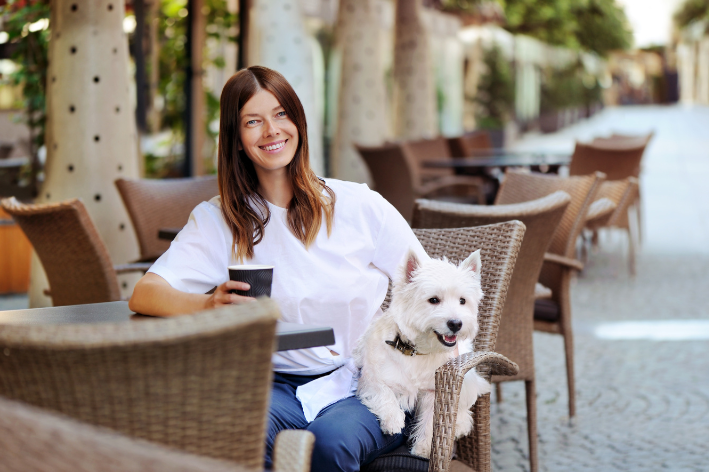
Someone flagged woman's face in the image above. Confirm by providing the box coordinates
[238,89,299,176]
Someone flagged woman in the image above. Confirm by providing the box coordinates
[130,66,428,471]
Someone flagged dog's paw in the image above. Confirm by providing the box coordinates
[455,410,474,438]
[378,408,406,435]
[410,438,431,458]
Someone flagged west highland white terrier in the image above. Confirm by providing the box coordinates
[353,249,491,458]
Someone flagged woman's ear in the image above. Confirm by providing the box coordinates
[237,139,243,151]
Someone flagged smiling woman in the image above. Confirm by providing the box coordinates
[128,66,431,472]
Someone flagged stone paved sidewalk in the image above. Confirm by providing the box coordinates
[490,105,709,472]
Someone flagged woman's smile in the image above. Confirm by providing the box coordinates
[259,139,287,153]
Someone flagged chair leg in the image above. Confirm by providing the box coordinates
[495,383,503,403]
[525,380,539,472]
[627,228,636,277]
[563,328,576,418]
[635,196,642,245]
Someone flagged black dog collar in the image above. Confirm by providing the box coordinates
[385,334,427,356]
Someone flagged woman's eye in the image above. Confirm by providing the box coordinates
[276,111,287,117]
[246,119,257,125]
[460,298,466,305]
[428,297,439,304]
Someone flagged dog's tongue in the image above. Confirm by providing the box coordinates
[444,335,457,343]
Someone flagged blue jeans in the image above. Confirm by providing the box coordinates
[265,372,408,472]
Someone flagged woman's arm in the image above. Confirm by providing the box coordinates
[128,273,255,317]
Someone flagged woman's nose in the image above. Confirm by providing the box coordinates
[263,119,279,137]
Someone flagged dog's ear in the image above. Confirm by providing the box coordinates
[403,250,421,284]
[459,249,481,278]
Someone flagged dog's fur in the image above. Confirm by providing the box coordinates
[353,249,491,458]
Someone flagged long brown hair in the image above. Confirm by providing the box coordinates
[218,66,335,261]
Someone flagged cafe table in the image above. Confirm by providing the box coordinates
[422,150,571,172]
[0,301,335,352]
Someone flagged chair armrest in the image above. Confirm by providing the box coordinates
[273,430,315,472]
[585,197,616,226]
[114,262,152,274]
[543,252,584,271]
[417,175,485,198]
[429,351,518,471]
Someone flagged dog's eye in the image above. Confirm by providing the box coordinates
[428,297,440,304]
[460,298,466,305]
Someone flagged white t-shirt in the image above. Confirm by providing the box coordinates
[149,178,428,378]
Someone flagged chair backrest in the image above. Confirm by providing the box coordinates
[412,192,571,380]
[0,197,121,306]
[569,141,646,180]
[591,131,653,148]
[355,143,418,221]
[412,221,525,354]
[399,136,453,182]
[495,170,605,259]
[0,300,279,469]
[446,131,493,158]
[0,396,244,472]
[115,176,219,261]
[594,177,639,229]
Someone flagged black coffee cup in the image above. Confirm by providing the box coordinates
[228,265,274,297]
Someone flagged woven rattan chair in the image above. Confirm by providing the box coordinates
[569,137,649,244]
[446,131,493,159]
[0,395,250,472]
[0,197,149,306]
[0,299,314,471]
[356,143,485,222]
[363,221,525,472]
[412,192,572,472]
[494,170,605,418]
[115,176,218,262]
[585,177,640,275]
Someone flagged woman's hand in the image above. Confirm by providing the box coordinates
[205,281,257,309]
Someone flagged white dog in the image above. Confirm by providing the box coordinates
[353,249,491,458]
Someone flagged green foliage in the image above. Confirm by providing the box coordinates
[674,0,709,29]
[540,61,600,113]
[154,0,236,175]
[502,0,632,56]
[473,45,515,129]
[0,0,50,161]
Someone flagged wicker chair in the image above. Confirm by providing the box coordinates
[0,299,314,471]
[569,137,650,243]
[0,395,249,472]
[0,197,149,306]
[494,170,605,418]
[446,131,493,159]
[585,177,640,275]
[412,192,572,472]
[363,221,526,472]
[115,176,218,262]
[356,143,485,222]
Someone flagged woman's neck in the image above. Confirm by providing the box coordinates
[257,169,293,208]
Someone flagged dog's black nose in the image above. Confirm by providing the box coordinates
[447,319,462,333]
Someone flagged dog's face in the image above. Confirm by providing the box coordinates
[392,250,483,353]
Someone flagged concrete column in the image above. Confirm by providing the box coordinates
[392,0,437,139]
[30,0,141,307]
[330,0,389,184]
[248,0,324,176]
[428,11,463,137]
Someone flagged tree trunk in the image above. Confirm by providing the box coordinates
[30,0,141,307]
[392,0,437,139]
[330,0,389,184]
[248,0,324,176]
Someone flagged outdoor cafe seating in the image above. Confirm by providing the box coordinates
[0,197,149,306]
[412,191,572,472]
[115,176,219,263]
[494,169,605,419]
[0,299,315,472]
